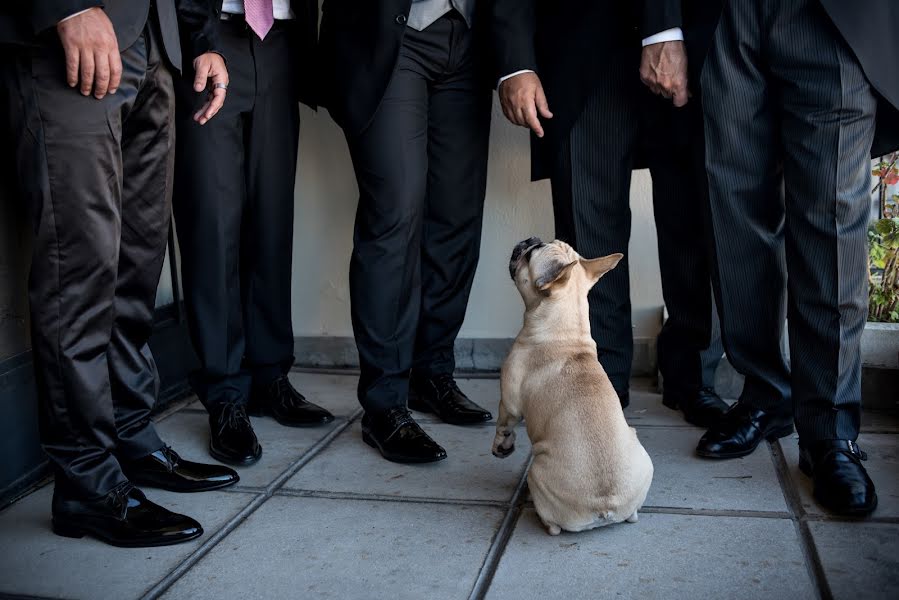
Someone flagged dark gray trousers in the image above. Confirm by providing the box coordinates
[345,13,492,414]
[0,23,170,498]
[703,0,877,440]
[173,19,300,409]
[550,55,721,397]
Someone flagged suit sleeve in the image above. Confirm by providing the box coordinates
[491,0,538,81]
[642,0,682,39]
[30,0,103,33]
[175,0,223,60]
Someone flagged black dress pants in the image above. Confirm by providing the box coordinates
[345,14,491,414]
[550,54,718,398]
[703,0,876,441]
[173,19,300,409]
[1,22,171,498]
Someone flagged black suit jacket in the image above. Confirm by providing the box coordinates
[818,0,899,156]
[210,0,318,108]
[0,1,220,73]
[318,0,491,135]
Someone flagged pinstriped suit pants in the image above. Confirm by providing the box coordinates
[702,0,877,441]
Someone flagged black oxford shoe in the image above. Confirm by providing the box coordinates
[362,408,447,464]
[52,482,203,547]
[122,446,239,493]
[248,375,335,427]
[696,401,793,459]
[409,374,492,425]
[209,401,262,466]
[799,440,877,516]
[663,386,730,428]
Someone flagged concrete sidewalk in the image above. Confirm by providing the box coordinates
[0,371,896,600]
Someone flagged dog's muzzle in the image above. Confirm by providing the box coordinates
[509,237,544,279]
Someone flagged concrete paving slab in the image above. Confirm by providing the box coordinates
[184,371,362,418]
[161,496,504,600]
[487,510,815,600]
[155,411,341,489]
[861,409,899,433]
[624,390,704,428]
[639,427,788,513]
[284,421,529,502]
[808,521,899,600]
[779,433,899,518]
[0,486,255,600]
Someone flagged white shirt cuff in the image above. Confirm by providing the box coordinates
[497,69,535,88]
[59,8,95,24]
[642,27,684,47]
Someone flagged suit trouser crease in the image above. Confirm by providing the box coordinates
[702,0,876,440]
[346,16,491,414]
[173,22,300,408]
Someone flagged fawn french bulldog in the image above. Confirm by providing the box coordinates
[493,238,653,535]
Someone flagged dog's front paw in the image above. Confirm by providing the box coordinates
[492,431,516,458]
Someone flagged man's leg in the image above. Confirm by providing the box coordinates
[241,23,333,428]
[772,0,876,442]
[346,38,429,416]
[550,57,639,402]
[173,22,253,410]
[696,0,795,459]
[701,0,791,415]
[409,14,493,425]
[109,25,173,461]
[10,41,138,499]
[242,23,300,385]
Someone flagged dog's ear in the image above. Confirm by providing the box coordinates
[535,260,577,292]
[580,253,624,283]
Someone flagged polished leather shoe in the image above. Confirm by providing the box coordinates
[409,374,492,425]
[248,375,335,427]
[362,408,447,464]
[799,440,877,516]
[209,401,262,466]
[52,482,202,547]
[663,386,729,428]
[122,446,239,493]
[696,401,793,459]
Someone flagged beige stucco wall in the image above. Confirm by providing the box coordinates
[289,98,664,341]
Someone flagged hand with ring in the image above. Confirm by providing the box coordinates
[192,52,229,125]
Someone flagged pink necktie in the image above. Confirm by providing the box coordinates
[245,0,274,40]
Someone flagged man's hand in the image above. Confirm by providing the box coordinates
[498,72,553,138]
[639,41,689,107]
[192,52,229,125]
[56,7,121,99]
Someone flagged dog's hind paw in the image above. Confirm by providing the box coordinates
[625,511,639,523]
[547,524,562,536]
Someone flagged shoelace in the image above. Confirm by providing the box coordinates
[430,374,461,400]
[271,376,308,409]
[106,482,134,517]
[159,446,181,472]
[219,401,253,432]
[384,407,416,431]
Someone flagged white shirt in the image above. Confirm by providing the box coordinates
[498,27,684,87]
[222,0,295,20]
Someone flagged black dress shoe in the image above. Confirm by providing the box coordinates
[248,375,335,427]
[799,440,877,516]
[52,482,203,547]
[696,401,793,459]
[209,401,262,466]
[409,374,492,425]
[361,408,447,464]
[618,390,630,409]
[122,446,239,493]
[663,386,729,428]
